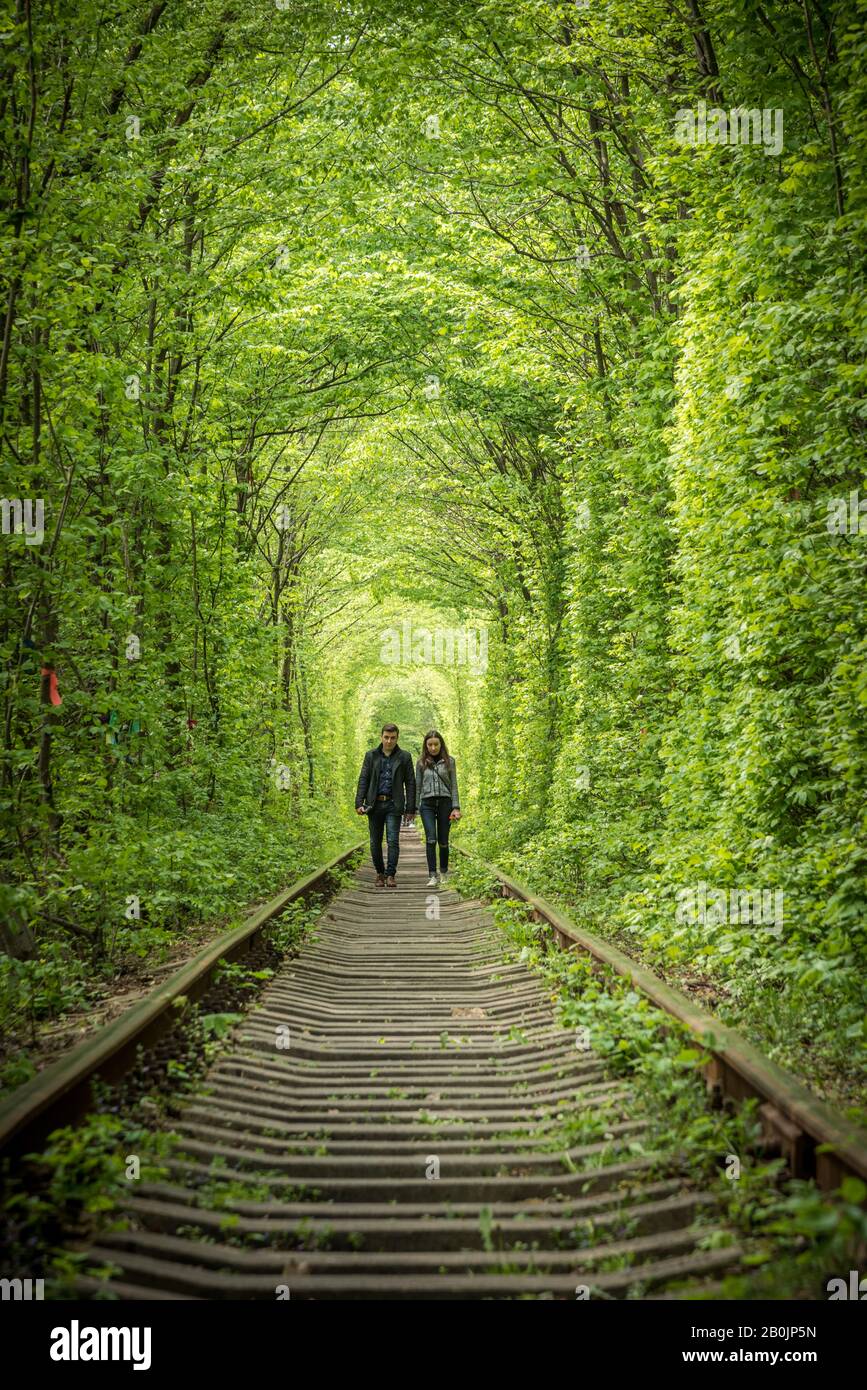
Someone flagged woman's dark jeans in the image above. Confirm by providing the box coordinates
[419,796,453,873]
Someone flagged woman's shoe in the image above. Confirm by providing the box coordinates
[386,875,397,888]
[426,874,438,887]
[375,873,385,887]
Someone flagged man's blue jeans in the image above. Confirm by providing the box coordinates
[368,799,401,876]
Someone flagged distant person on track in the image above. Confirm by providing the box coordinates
[355,723,416,888]
[415,729,461,888]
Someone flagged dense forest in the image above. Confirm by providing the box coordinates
[1,0,865,1120]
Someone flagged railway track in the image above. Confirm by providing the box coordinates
[66,831,753,1300]
[4,829,866,1300]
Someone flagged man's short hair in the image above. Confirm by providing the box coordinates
[381,723,399,735]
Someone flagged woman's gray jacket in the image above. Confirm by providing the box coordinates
[415,755,460,810]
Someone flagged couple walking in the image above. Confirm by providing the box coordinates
[355,723,461,888]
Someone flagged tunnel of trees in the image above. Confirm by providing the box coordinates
[1,0,865,1123]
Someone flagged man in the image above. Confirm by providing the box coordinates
[356,723,416,887]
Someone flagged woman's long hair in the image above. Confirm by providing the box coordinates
[420,729,450,767]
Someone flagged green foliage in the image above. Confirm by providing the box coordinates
[1,1112,174,1294]
[198,1012,243,1041]
[0,0,864,1124]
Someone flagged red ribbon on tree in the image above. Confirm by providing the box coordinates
[40,665,63,706]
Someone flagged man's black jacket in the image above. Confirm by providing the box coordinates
[356,744,416,815]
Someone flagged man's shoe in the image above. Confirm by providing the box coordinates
[375,873,386,887]
[386,875,397,888]
[426,874,438,887]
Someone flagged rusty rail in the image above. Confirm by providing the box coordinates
[460,852,867,1192]
[0,842,364,1158]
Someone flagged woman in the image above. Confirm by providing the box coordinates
[415,730,461,887]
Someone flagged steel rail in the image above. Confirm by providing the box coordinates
[0,842,364,1158]
[458,851,867,1191]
